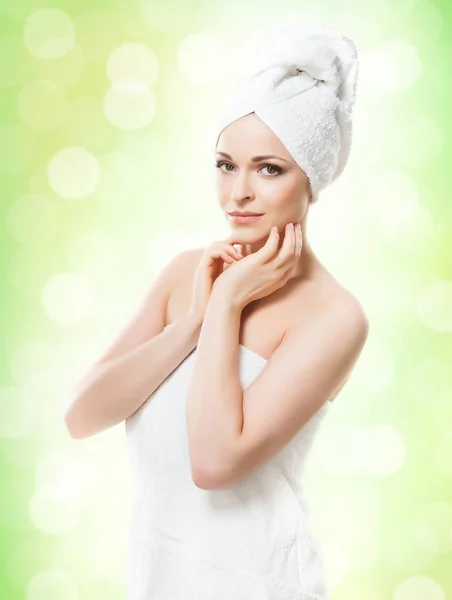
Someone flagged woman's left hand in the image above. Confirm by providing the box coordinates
[214,222,302,309]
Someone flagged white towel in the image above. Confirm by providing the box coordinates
[213,22,359,203]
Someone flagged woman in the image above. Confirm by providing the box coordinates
[65,22,369,600]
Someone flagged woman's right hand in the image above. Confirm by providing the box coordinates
[188,237,243,324]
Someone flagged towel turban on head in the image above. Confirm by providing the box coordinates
[213,22,359,203]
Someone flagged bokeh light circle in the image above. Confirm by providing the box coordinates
[103,86,156,130]
[26,567,78,600]
[47,147,100,200]
[393,575,445,600]
[29,486,80,534]
[107,42,159,92]
[360,40,421,100]
[23,8,76,60]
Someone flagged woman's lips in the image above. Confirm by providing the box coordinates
[228,214,264,224]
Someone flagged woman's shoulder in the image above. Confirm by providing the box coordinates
[166,247,204,277]
[291,267,368,332]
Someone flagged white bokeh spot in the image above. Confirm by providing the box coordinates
[393,575,445,600]
[47,147,100,200]
[35,449,99,512]
[103,86,156,130]
[26,567,78,600]
[107,42,159,92]
[29,485,80,535]
[23,8,76,60]
[360,39,421,100]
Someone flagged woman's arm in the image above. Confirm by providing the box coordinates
[65,314,202,439]
[186,283,245,484]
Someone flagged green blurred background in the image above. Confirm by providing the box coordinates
[1,0,451,598]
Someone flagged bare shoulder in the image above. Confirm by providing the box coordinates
[288,272,370,350]
[167,247,204,283]
[332,283,369,335]
[287,278,369,403]
[184,247,205,266]
[165,247,205,317]
[306,277,369,364]
[310,268,367,322]
[326,279,369,326]
[320,278,368,335]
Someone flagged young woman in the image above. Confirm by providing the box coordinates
[65,22,368,600]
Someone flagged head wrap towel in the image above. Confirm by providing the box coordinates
[213,22,359,203]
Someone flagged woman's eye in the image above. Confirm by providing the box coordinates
[217,162,234,172]
[261,165,280,175]
[215,162,281,176]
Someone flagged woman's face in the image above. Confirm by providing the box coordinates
[215,112,311,248]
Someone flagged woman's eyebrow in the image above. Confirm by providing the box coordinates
[216,151,290,164]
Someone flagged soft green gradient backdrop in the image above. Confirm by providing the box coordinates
[1,0,451,598]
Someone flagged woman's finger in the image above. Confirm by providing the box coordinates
[295,223,302,256]
[260,225,280,258]
[272,223,295,268]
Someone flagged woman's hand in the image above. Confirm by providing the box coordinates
[188,236,244,324]
[214,222,302,309]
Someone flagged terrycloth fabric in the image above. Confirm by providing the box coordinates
[213,22,359,203]
[125,323,332,599]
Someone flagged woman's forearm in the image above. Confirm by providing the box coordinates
[186,284,245,481]
[65,314,202,439]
